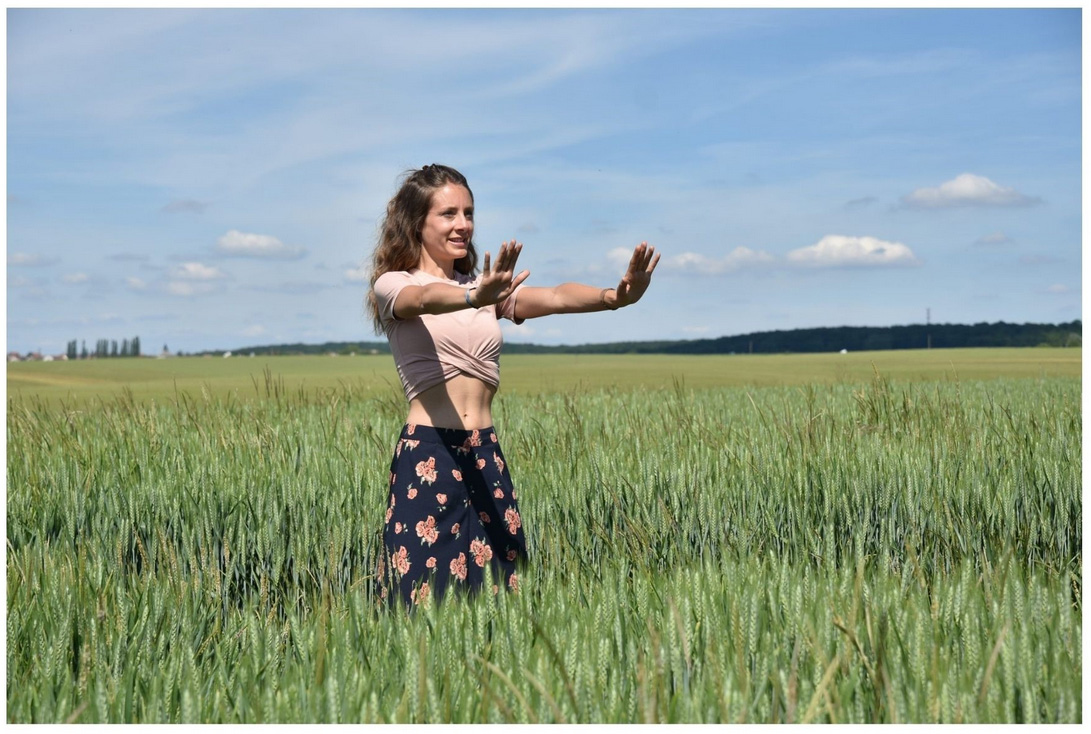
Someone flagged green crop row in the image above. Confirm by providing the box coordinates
[6,372,1081,723]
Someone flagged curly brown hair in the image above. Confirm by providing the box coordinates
[366,164,478,332]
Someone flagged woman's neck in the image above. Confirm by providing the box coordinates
[415,251,456,280]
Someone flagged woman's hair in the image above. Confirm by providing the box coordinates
[366,164,478,332]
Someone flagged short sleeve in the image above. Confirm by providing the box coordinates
[373,271,415,325]
[495,283,526,325]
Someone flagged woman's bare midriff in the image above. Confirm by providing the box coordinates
[406,374,497,430]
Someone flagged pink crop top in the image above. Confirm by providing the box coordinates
[373,269,525,401]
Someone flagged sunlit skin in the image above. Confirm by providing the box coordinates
[394,184,660,430]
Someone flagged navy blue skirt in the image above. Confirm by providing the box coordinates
[377,424,527,606]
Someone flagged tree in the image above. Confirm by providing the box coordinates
[80,341,88,360]
[132,336,141,357]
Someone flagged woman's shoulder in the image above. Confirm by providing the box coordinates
[379,269,476,285]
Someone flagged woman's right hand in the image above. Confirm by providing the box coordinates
[471,240,530,307]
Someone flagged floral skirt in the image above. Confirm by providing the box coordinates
[377,423,527,607]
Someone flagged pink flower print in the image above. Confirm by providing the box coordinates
[479,511,491,524]
[407,424,416,436]
[451,469,462,481]
[394,546,411,576]
[504,507,522,535]
[506,549,518,562]
[476,458,487,470]
[396,441,403,458]
[493,487,505,499]
[385,507,393,524]
[436,493,447,505]
[492,584,499,595]
[512,488,517,500]
[415,457,438,485]
[411,582,430,605]
[390,493,396,507]
[470,538,494,567]
[451,523,460,536]
[415,515,439,545]
[450,552,468,581]
[407,487,418,500]
[508,573,519,592]
[394,522,403,534]
[461,430,482,451]
[494,454,505,473]
[404,439,419,451]
[426,556,436,569]
[490,432,497,443]
[390,472,396,486]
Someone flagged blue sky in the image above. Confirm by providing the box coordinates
[6,8,1082,354]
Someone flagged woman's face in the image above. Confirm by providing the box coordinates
[419,183,474,267]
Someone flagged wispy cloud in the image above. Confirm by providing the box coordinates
[166,281,217,297]
[974,231,1014,247]
[661,248,775,275]
[787,235,919,268]
[9,252,58,267]
[343,265,370,283]
[162,198,210,214]
[844,196,877,211]
[216,230,306,259]
[62,273,89,284]
[900,174,1040,209]
[171,262,225,280]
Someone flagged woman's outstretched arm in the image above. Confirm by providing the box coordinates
[514,242,660,320]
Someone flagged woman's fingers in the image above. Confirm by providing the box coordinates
[646,248,660,273]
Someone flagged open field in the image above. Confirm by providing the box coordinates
[6,349,1082,723]
[6,347,1082,406]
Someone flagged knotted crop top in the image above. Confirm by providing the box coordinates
[373,269,525,401]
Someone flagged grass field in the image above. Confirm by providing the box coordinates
[6,346,1082,404]
[6,349,1082,723]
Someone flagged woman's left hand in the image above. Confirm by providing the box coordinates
[612,242,660,308]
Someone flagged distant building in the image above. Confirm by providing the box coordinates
[7,352,21,362]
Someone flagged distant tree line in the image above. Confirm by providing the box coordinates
[210,321,1080,358]
[499,320,1083,355]
[66,336,141,360]
[195,341,392,357]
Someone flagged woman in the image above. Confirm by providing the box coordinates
[368,164,659,607]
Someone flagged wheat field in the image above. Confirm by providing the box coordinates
[6,359,1082,723]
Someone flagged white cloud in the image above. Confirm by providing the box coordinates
[663,247,775,275]
[1046,284,1069,294]
[166,281,216,297]
[607,247,635,269]
[343,265,370,283]
[901,173,1040,209]
[163,198,210,214]
[9,252,58,267]
[787,235,919,268]
[241,324,267,337]
[126,277,148,291]
[62,273,89,283]
[172,262,225,280]
[974,231,1013,247]
[217,229,306,259]
[502,322,535,339]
